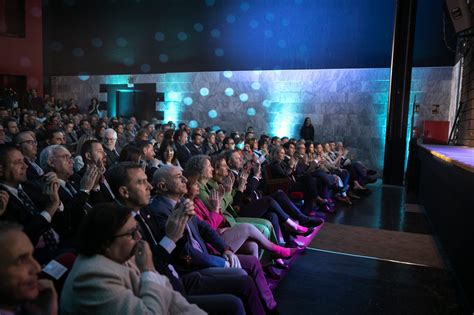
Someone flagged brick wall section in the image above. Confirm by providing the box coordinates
[457,49,474,147]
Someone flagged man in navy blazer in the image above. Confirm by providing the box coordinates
[150,164,278,313]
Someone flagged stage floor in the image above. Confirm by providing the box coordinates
[419,144,474,173]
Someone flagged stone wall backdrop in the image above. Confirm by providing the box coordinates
[51,66,454,174]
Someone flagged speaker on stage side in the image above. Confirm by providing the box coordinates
[446,0,473,33]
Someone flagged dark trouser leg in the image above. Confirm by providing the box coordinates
[271,189,306,220]
[182,269,266,315]
[238,254,278,312]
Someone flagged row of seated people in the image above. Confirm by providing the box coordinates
[0,141,324,315]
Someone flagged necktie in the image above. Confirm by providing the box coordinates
[17,187,58,250]
[186,224,204,253]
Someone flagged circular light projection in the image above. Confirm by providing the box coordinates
[299,44,308,53]
[225,88,234,96]
[208,110,218,118]
[189,120,199,128]
[78,73,90,81]
[123,57,135,66]
[183,97,193,106]
[115,37,128,47]
[223,71,233,78]
[247,107,256,116]
[262,99,271,107]
[72,48,84,57]
[141,64,151,73]
[19,57,31,67]
[91,38,103,48]
[226,15,236,23]
[278,39,287,48]
[215,48,224,57]
[239,93,249,102]
[211,125,221,132]
[200,87,210,96]
[50,41,64,52]
[264,30,273,38]
[249,20,259,29]
[251,82,261,90]
[240,2,250,11]
[29,77,39,88]
[295,0,303,4]
[159,54,169,63]
[154,32,165,42]
[205,0,215,6]
[265,13,275,21]
[282,18,290,26]
[177,32,188,41]
[210,29,221,38]
[194,23,204,32]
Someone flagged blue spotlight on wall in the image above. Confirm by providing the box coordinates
[115,37,128,47]
[265,13,275,21]
[200,88,209,96]
[262,99,271,107]
[208,110,218,118]
[264,30,273,38]
[282,19,290,27]
[211,125,221,132]
[251,82,261,90]
[189,120,199,128]
[166,91,183,102]
[225,88,234,96]
[215,48,225,57]
[194,23,204,32]
[210,29,221,38]
[177,32,188,41]
[205,0,215,7]
[159,54,169,63]
[239,93,249,102]
[226,15,236,23]
[140,64,151,73]
[123,57,135,66]
[247,107,256,116]
[91,38,103,48]
[240,2,250,11]
[278,40,287,48]
[249,20,259,29]
[154,32,165,42]
[78,73,89,81]
[223,71,233,78]
[183,96,193,106]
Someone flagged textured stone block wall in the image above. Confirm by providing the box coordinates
[51,66,454,173]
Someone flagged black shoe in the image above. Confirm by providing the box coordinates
[285,239,305,249]
[300,217,325,228]
[263,265,282,280]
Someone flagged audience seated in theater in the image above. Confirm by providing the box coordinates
[60,203,204,315]
[103,128,120,167]
[63,121,78,153]
[203,132,219,155]
[0,222,58,315]
[150,164,275,314]
[76,119,92,139]
[4,118,20,143]
[72,134,96,173]
[186,131,205,157]
[106,162,258,314]
[183,169,302,262]
[135,140,159,181]
[299,117,315,141]
[0,144,64,264]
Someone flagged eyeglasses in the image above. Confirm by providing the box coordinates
[19,140,37,145]
[114,226,140,240]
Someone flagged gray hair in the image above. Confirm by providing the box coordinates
[39,144,64,170]
[152,164,175,187]
[104,128,117,140]
[185,155,210,178]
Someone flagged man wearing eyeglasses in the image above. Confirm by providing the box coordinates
[14,131,44,180]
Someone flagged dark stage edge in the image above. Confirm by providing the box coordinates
[418,144,474,312]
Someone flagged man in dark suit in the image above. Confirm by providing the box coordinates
[186,132,205,157]
[151,164,277,313]
[175,129,192,166]
[32,144,99,244]
[13,131,44,180]
[0,144,63,264]
[106,162,261,315]
[78,139,115,204]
